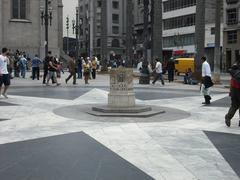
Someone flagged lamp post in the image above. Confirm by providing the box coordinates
[72,7,80,59]
[40,0,53,58]
[66,16,69,54]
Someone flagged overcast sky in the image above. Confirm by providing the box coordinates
[62,0,78,38]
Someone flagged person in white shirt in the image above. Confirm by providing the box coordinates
[201,56,213,105]
[152,58,165,85]
[0,47,10,98]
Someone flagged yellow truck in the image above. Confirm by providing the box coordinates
[174,58,195,75]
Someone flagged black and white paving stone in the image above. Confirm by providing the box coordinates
[0,75,239,180]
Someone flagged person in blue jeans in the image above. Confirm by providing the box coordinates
[77,57,83,79]
[31,54,42,80]
[152,59,165,85]
[19,55,28,78]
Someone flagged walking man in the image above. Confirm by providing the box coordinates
[201,56,213,105]
[0,48,10,98]
[225,60,240,127]
[32,54,42,80]
[19,55,28,78]
[152,58,165,85]
[65,54,76,85]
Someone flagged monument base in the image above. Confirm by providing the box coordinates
[89,105,165,118]
[108,93,135,108]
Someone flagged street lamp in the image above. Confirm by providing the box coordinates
[66,16,69,54]
[72,7,80,59]
[40,0,53,58]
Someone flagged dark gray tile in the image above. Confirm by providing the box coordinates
[0,132,154,180]
[0,101,18,106]
[204,131,240,177]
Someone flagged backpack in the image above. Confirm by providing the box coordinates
[229,65,240,84]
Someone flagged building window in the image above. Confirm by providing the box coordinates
[97,1,102,7]
[211,27,215,35]
[163,14,195,30]
[227,30,237,44]
[97,25,101,33]
[111,39,120,47]
[163,0,196,12]
[12,0,27,19]
[112,1,119,9]
[227,8,238,25]
[112,14,119,24]
[163,33,195,48]
[97,39,101,47]
[226,0,239,4]
[112,26,119,34]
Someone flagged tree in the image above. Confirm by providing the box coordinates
[195,0,206,78]
[101,0,108,70]
[151,0,163,63]
[213,0,222,83]
[126,0,134,67]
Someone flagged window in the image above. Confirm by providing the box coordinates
[227,30,237,44]
[112,1,119,9]
[227,8,238,25]
[111,39,120,47]
[12,0,27,19]
[97,25,101,33]
[163,0,196,12]
[211,27,215,35]
[112,14,119,24]
[97,39,101,47]
[226,0,239,4]
[112,26,119,34]
[163,14,195,30]
[163,33,195,48]
[97,1,102,7]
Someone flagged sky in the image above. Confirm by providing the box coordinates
[62,0,78,38]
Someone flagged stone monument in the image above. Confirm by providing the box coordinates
[90,67,164,117]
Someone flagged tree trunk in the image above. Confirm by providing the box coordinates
[126,0,134,67]
[101,0,108,71]
[213,0,222,83]
[195,0,205,79]
[151,0,162,63]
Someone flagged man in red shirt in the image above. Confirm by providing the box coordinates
[225,62,240,127]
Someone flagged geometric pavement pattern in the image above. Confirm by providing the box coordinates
[0,80,239,180]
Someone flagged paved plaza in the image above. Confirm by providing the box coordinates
[0,73,239,180]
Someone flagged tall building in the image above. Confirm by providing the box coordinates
[78,0,127,61]
[223,0,240,70]
[0,0,63,59]
[133,0,223,68]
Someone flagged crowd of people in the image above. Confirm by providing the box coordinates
[0,47,240,127]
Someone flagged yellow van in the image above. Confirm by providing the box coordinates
[174,58,195,74]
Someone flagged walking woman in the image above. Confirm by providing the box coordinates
[83,59,91,84]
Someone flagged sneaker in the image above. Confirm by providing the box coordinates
[225,115,231,127]
[2,94,8,99]
[56,83,61,86]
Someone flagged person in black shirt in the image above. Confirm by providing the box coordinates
[46,56,60,86]
[43,51,52,84]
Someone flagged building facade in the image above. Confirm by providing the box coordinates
[133,0,223,68]
[223,0,240,70]
[0,0,63,59]
[78,0,127,61]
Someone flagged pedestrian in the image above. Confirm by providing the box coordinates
[46,56,60,86]
[91,57,97,79]
[77,57,83,79]
[31,54,42,80]
[201,56,213,105]
[43,51,52,84]
[0,47,10,98]
[65,54,76,85]
[152,58,165,85]
[167,58,175,82]
[83,58,91,84]
[225,60,240,127]
[19,55,28,78]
